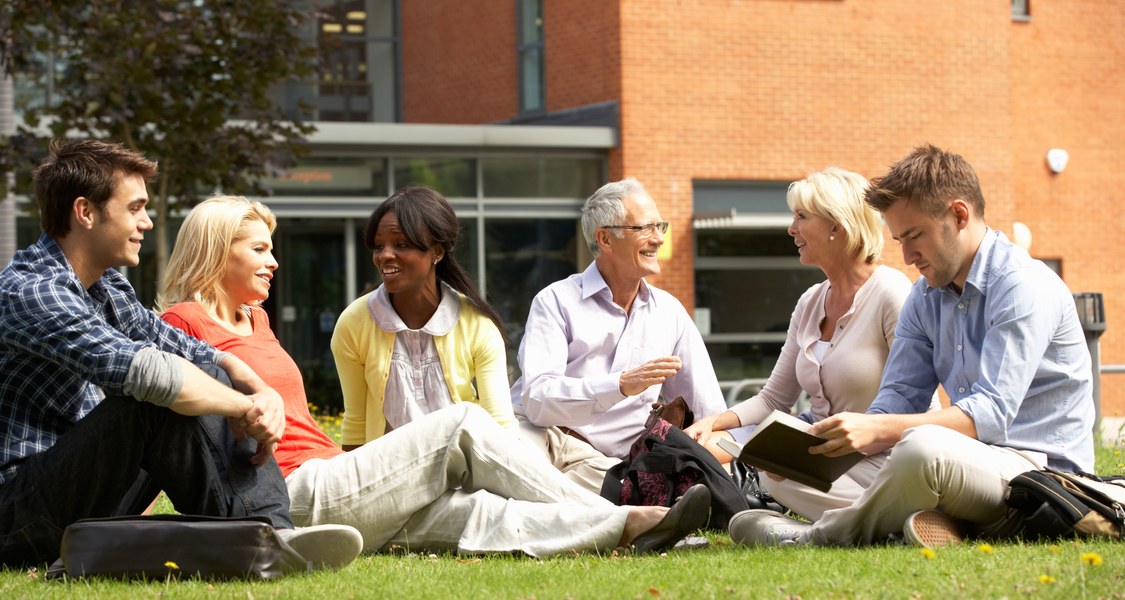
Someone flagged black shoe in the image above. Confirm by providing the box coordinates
[631,484,712,554]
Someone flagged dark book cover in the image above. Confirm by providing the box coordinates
[718,410,864,493]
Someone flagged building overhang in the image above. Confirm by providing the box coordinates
[306,121,617,154]
[693,209,791,230]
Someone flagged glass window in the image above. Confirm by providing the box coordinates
[392,157,476,197]
[482,157,602,198]
[1012,0,1030,19]
[694,183,823,383]
[264,158,386,197]
[274,0,399,122]
[275,219,349,413]
[517,0,545,114]
[706,341,787,383]
[483,217,580,354]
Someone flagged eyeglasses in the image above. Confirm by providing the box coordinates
[602,222,670,236]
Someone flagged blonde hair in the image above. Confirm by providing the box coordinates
[787,167,884,263]
[156,195,277,313]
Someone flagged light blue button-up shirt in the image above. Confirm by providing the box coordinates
[869,230,1094,472]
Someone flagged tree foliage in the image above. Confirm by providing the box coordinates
[1,0,317,276]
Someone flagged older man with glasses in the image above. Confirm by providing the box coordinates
[510,178,727,494]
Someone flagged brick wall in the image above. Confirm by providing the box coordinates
[1009,0,1125,417]
[400,0,1125,415]
[402,0,517,123]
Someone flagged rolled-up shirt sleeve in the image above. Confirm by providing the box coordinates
[2,272,222,399]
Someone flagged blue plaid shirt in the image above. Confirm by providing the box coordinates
[0,234,225,485]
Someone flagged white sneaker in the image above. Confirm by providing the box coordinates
[902,510,964,548]
[728,509,810,547]
[278,524,363,570]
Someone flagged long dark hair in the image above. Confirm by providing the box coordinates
[363,186,509,346]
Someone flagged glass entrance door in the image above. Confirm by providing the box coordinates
[273,219,348,414]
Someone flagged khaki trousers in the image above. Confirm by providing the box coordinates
[806,425,1046,545]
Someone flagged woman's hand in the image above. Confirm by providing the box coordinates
[683,413,719,445]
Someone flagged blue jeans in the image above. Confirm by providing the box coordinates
[0,370,292,567]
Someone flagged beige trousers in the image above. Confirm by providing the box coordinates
[517,417,622,495]
[806,425,1046,545]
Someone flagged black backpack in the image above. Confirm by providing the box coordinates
[600,417,750,530]
[995,468,1125,540]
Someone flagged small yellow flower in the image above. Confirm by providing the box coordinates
[164,561,179,570]
[920,548,936,559]
[1080,552,1103,566]
[1048,545,1061,553]
[1038,574,1056,585]
[977,543,993,555]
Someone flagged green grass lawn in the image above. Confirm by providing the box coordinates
[1,424,1121,599]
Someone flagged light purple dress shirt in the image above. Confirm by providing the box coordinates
[511,262,727,459]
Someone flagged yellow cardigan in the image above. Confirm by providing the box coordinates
[331,289,516,446]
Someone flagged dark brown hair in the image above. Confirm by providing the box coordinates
[32,139,158,237]
[364,186,509,345]
[864,143,985,218]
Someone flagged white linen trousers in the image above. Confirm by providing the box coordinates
[285,404,628,556]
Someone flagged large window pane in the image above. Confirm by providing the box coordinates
[518,0,544,114]
[707,342,787,383]
[265,158,386,197]
[393,157,476,197]
[696,268,823,334]
[276,220,348,414]
[698,229,798,258]
[482,157,602,198]
[273,0,399,122]
[484,218,580,347]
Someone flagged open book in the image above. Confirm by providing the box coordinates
[716,410,864,493]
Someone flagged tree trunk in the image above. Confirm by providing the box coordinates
[155,162,171,291]
[0,70,17,266]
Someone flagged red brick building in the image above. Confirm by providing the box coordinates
[400,0,1125,417]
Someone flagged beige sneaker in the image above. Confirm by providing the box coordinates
[903,510,964,548]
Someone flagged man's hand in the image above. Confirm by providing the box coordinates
[807,412,895,458]
[619,356,682,397]
[232,388,286,465]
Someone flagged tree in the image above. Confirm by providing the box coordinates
[0,0,317,285]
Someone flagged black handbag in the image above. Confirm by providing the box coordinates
[988,468,1125,541]
[46,514,309,581]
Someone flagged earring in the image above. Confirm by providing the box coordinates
[829,235,835,241]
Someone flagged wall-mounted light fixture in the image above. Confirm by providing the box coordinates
[1046,148,1069,174]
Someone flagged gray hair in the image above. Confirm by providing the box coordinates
[580,177,648,255]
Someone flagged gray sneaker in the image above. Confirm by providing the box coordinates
[902,510,964,549]
[278,524,364,570]
[728,509,810,547]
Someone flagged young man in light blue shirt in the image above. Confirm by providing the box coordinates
[730,144,1094,548]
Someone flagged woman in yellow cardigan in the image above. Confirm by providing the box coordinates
[332,186,515,449]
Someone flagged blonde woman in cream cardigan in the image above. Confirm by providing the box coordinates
[685,167,937,521]
[332,187,516,450]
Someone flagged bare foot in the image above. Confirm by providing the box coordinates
[618,506,670,547]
